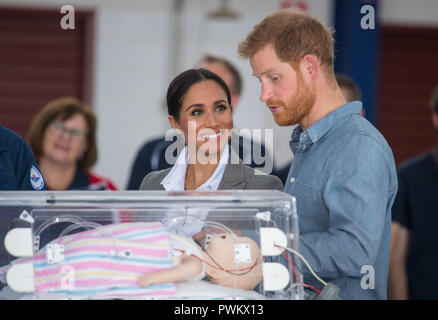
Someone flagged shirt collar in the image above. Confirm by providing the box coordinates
[160,145,229,191]
[291,101,363,145]
[160,146,188,191]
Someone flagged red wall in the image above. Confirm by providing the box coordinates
[377,26,438,166]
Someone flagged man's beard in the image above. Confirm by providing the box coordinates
[267,74,316,127]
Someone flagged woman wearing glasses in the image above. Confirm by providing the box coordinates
[27,97,117,190]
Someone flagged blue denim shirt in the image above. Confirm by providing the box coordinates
[284,101,397,300]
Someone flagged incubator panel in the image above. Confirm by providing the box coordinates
[0,190,303,300]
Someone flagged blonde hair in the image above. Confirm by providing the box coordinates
[238,8,334,72]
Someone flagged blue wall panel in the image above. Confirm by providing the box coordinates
[334,0,379,124]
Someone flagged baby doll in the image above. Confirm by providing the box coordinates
[2,221,262,298]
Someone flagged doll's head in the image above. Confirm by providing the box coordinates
[203,233,263,290]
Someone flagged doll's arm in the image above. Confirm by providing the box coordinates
[138,255,203,287]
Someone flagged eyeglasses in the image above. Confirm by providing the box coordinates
[49,121,87,140]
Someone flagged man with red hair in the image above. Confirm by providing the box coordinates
[239,8,397,299]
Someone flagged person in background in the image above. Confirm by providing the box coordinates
[238,8,397,299]
[336,73,362,106]
[126,54,271,190]
[26,97,117,190]
[0,125,45,191]
[273,72,363,184]
[0,125,46,272]
[388,84,438,300]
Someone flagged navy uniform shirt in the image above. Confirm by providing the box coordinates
[392,148,438,299]
[0,126,45,191]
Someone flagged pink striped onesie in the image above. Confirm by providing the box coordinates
[0,222,178,298]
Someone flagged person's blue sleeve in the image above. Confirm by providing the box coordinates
[126,143,152,190]
[297,134,397,279]
[16,138,45,191]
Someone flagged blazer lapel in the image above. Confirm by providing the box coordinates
[218,148,247,190]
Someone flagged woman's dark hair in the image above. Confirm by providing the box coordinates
[166,68,232,121]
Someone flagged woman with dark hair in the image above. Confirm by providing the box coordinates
[27,97,117,190]
[139,68,283,192]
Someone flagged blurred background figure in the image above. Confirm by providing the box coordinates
[197,54,243,110]
[26,97,117,190]
[272,72,363,184]
[388,84,438,300]
[335,73,364,116]
[0,125,45,191]
[126,54,270,190]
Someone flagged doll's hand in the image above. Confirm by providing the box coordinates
[138,274,153,287]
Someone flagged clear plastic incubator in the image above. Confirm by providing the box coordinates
[0,190,304,300]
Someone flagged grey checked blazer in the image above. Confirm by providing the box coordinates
[139,149,284,191]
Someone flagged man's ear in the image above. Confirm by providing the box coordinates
[168,115,180,130]
[299,54,319,81]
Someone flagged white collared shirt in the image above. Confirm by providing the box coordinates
[160,145,229,191]
[160,146,229,237]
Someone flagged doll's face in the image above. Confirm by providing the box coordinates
[205,233,262,290]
